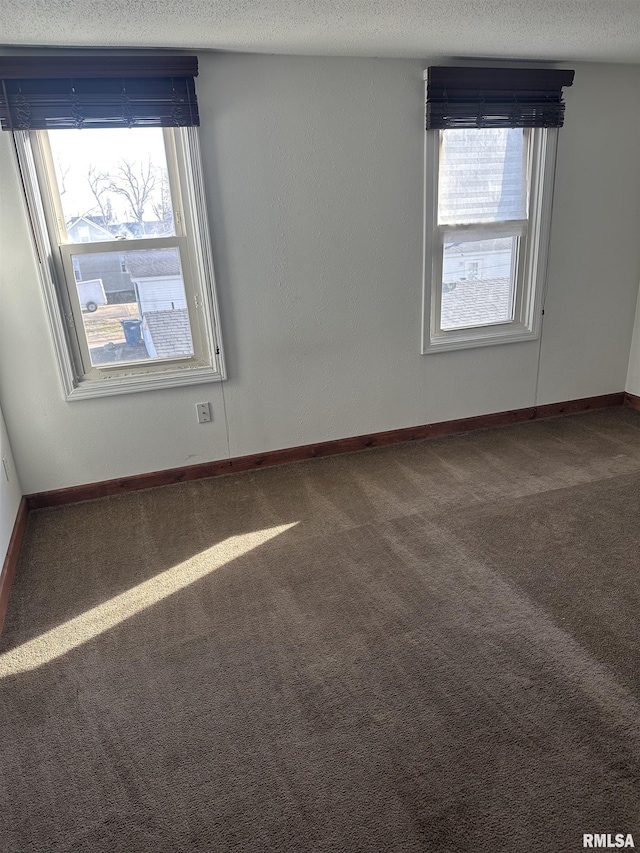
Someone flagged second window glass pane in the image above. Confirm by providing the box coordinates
[441,236,517,330]
[438,128,527,225]
[73,247,194,366]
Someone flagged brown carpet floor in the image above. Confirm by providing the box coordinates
[2,408,640,852]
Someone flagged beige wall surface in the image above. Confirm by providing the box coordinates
[1,55,639,494]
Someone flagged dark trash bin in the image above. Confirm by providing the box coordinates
[121,319,142,346]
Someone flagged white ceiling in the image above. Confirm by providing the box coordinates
[3,0,640,64]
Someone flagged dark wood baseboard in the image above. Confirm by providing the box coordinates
[0,497,28,635]
[624,392,640,412]
[26,392,626,510]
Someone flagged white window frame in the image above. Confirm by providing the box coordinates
[422,117,558,354]
[12,126,226,400]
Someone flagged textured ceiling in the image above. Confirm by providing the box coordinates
[2,0,640,63]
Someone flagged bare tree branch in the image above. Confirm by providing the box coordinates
[87,166,111,224]
[56,161,71,197]
[105,158,157,233]
[151,169,173,234]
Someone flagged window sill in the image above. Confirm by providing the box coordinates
[422,322,539,354]
[65,364,224,400]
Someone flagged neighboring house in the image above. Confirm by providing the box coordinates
[67,215,115,244]
[442,237,513,330]
[126,248,187,315]
[443,237,513,284]
[67,215,137,244]
[67,216,135,304]
[118,220,174,239]
[127,248,193,359]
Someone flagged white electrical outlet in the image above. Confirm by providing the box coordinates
[196,402,212,424]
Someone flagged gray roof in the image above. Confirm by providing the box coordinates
[126,248,181,279]
[441,276,512,331]
[143,309,193,358]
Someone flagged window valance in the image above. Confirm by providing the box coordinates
[0,55,199,131]
[426,66,574,130]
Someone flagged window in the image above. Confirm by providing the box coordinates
[1,55,225,399]
[422,66,574,353]
[428,125,550,345]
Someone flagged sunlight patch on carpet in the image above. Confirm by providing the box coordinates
[0,523,298,677]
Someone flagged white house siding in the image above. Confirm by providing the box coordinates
[142,319,158,359]
[443,244,512,284]
[134,276,188,315]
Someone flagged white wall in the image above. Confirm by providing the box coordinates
[1,55,639,495]
[626,291,640,395]
[625,58,640,399]
[0,403,23,564]
[0,126,26,560]
[537,63,640,402]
